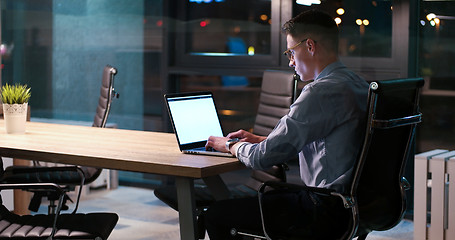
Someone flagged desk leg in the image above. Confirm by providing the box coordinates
[175,177,197,240]
[202,175,230,200]
[13,158,31,215]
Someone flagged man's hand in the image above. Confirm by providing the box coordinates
[205,130,266,154]
[206,136,230,153]
[227,129,266,143]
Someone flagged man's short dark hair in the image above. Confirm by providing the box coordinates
[282,10,339,52]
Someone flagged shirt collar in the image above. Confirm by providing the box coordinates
[315,61,345,81]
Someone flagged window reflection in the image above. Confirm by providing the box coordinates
[419,1,455,90]
[293,0,393,58]
[417,0,455,152]
[185,0,271,56]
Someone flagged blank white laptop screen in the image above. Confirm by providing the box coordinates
[167,93,224,145]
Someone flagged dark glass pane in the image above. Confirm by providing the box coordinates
[417,0,455,153]
[185,0,272,56]
[419,0,455,89]
[293,0,393,58]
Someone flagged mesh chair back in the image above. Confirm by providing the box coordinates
[351,78,424,235]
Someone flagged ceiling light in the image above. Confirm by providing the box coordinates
[334,17,342,25]
[426,13,436,21]
[336,8,345,15]
[296,0,321,6]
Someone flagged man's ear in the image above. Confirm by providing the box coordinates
[307,39,316,55]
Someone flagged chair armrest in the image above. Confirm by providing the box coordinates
[401,177,411,191]
[259,181,355,209]
[7,165,83,174]
[258,180,335,196]
[0,182,65,194]
[4,165,86,186]
[3,166,86,214]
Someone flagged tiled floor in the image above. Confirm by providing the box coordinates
[73,187,181,240]
[56,186,414,240]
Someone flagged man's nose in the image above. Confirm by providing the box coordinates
[288,59,295,68]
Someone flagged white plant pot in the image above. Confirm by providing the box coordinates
[3,103,28,134]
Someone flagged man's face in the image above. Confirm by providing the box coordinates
[286,34,313,81]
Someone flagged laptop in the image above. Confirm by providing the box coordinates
[165,91,234,157]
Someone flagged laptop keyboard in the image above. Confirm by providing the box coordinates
[193,147,217,152]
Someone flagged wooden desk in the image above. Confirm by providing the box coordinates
[0,120,244,240]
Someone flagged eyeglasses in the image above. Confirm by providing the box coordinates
[283,39,308,60]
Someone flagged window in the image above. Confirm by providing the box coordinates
[186,0,271,56]
[419,0,455,91]
[174,0,280,67]
[417,0,455,152]
[293,0,393,58]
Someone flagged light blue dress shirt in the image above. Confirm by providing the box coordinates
[236,61,369,192]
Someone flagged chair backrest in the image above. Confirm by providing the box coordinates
[252,70,297,136]
[245,70,297,190]
[85,65,118,182]
[93,65,118,128]
[348,78,424,237]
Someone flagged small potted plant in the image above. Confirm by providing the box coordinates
[1,83,31,134]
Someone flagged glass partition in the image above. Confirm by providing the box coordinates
[1,0,164,131]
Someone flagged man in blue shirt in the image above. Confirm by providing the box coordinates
[205,10,369,239]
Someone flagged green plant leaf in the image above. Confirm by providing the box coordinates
[1,83,31,104]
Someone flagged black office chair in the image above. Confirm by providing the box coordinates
[243,70,300,191]
[0,159,118,240]
[1,65,119,214]
[230,78,424,239]
[154,70,298,239]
